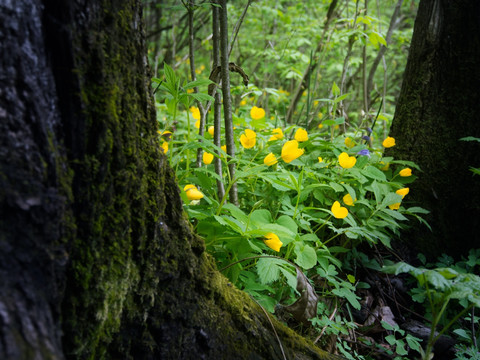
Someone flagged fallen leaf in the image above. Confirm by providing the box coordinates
[283,268,318,324]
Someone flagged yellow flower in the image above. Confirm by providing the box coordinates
[338,152,356,169]
[203,152,214,165]
[187,88,194,94]
[183,184,204,200]
[221,145,227,153]
[263,233,283,252]
[294,128,308,142]
[343,193,356,206]
[264,152,278,166]
[331,201,348,219]
[250,106,265,120]
[388,202,401,210]
[195,119,200,129]
[318,113,323,120]
[383,136,396,148]
[208,126,215,136]
[281,140,304,163]
[190,106,201,120]
[240,129,256,149]
[318,157,323,163]
[380,161,390,171]
[269,128,284,141]
[161,142,169,154]
[240,99,247,106]
[318,123,324,128]
[399,168,412,177]
[396,187,410,199]
[345,137,355,148]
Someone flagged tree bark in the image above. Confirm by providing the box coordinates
[0,1,342,359]
[387,0,480,257]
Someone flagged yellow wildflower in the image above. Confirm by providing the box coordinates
[388,202,401,210]
[208,126,215,136]
[240,99,247,106]
[331,201,348,219]
[264,153,278,166]
[203,152,214,165]
[345,137,355,148]
[240,129,256,149]
[221,145,227,153]
[195,119,200,129]
[187,88,194,94]
[294,128,309,142]
[318,157,323,163]
[383,136,396,148]
[281,140,304,163]
[343,193,356,206]
[269,128,284,141]
[183,184,204,200]
[338,152,356,169]
[190,106,201,120]
[263,233,283,252]
[399,168,412,177]
[250,106,265,120]
[318,123,324,128]
[396,187,410,199]
[161,142,169,154]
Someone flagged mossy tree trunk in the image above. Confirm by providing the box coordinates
[387,0,480,258]
[0,1,342,359]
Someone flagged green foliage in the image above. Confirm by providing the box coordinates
[143,1,432,357]
[383,251,480,360]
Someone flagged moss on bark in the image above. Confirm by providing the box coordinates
[53,1,342,359]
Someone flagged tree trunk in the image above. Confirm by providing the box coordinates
[0,1,342,359]
[387,0,480,258]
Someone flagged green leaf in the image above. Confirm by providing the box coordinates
[329,181,344,192]
[163,62,177,87]
[222,203,249,224]
[256,257,283,284]
[459,136,480,142]
[294,244,317,269]
[380,208,408,221]
[332,81,340,96]
[363,166,387,181]
[249,209,273,227]
[331,287,361,310]
[276,215,298,234]
[188,92,215,102]
[184,78,215,89]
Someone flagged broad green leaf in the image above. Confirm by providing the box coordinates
[295,244,317,269]
[331,287,361,310]
[188,92,215,102]
[249,209,273,227]
[380,208,408,221]
[329,181,344,192]
[363,166,387,181]
[276,215,298,234]
[223,203,248,223]
[256,257,283,284]
[163,63,177,87]
[184,78,215,89]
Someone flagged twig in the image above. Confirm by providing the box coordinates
[313,300,338,344]
[250,296,287,360]
[228,0,253,58]
[285,0,338,124]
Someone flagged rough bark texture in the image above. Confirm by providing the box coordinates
[387,0,480,258]
[0,1,342,359]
